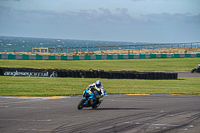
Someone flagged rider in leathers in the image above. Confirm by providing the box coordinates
[87,80,104,105]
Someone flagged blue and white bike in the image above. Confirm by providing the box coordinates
[77,87,107,110]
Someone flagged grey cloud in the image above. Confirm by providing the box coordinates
[1,6,199,26]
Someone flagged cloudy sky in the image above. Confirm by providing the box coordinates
[0,0,200,43]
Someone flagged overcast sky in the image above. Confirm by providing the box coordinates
[0,0,200,43]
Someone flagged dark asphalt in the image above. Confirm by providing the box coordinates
[177,71,200,77]
[1,95,200,133]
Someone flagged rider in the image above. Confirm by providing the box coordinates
[88,80,105,105]
[195,64,200,69]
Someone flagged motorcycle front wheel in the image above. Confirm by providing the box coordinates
[77,99,86,110]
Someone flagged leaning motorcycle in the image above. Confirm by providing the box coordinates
[191,67,200,73]
[77,87,107,110]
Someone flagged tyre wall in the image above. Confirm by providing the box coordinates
[0,67,178,79]
[0,53,200,60]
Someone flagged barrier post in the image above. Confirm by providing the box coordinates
[87,46,88,53]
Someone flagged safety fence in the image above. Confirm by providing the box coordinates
[32,42,200,54]
[0,53,200,60]
[0,67,178,80]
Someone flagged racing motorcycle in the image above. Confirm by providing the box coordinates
[77,87,107,110]
[191,68,200,73]
[191,65,200,73]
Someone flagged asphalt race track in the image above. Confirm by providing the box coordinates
[0,72,200,133]
[1,94,200,133]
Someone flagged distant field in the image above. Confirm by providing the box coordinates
[0,58,199,71]
[0,76,200,96]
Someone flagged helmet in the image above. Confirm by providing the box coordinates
[95,80,101,88]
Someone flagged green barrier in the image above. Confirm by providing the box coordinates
[36,55,43,60]
[0,54,1,59]
[128,54,134,59]
[107,55,113,59]
[139,54,145,59]
[73,55,79,60]
[8,54,16,59]
[161,54,167,58]
[196,53,200,57]
[22,55,29,60]
[118,54,123,59]
[150,54,156,58]
[185,53,191,57]
[96,54,101,59]
[173,54,179,58]
[85,55,91,60]
[49,55,55,60]
[61,55,67,60]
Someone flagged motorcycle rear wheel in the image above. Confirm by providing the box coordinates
[77,99,85,110]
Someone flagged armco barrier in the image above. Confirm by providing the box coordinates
[0,67,178,80]
[0,53,199,60]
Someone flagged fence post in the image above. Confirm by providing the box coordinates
[197,42,199,48]
[80,47,82,53]
[177,43,179,49]
[111,46,113,51]
[93,46,94,52]
[99,46,101,51]
[153,44,154,50]
[117,45,119,50]
[67,47,69,53]
[61,48,63,53]
[87,46,88,53]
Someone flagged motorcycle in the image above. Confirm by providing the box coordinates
[77,87,107,110]
[191,67,200,73]
[191,65,200,73]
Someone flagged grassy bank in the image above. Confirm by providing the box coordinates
[0,58,199,71]
[0,76,200,96]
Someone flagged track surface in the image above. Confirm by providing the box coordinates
[1,95,200,133]
[177,71,200,77]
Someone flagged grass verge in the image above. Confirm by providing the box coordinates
[0,58,199,71]
[1,76,200,96]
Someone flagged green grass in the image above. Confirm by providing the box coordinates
[0,76,200,96]
[1,58,200,96]
[0,58,199,71]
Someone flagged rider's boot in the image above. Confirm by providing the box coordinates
[90,99,93,105]
[99,98,103,103]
